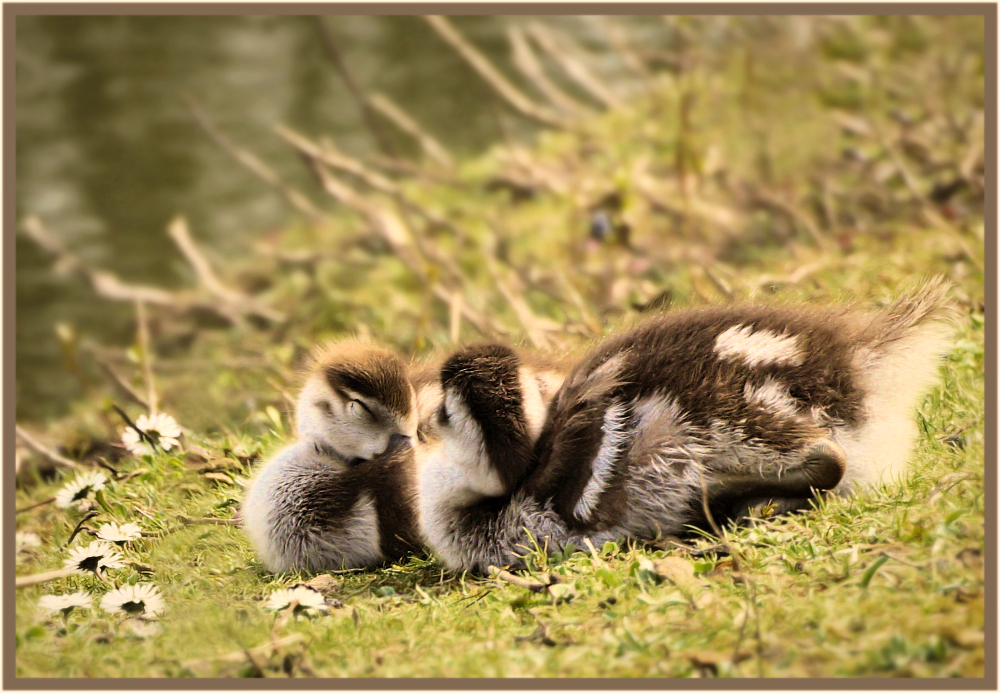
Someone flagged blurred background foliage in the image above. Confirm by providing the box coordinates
[17,14,985,453]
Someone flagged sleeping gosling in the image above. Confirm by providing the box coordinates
[417,278,957,573]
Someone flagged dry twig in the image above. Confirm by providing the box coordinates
[314,16,399,158]
[525,23,622,110]
[182,634,305,671]
[15,425,77,470]
[182,95,323,222]
[368,93,455,169]
[424,15,568,128]
[508,25,592,118]
[16,568,76,589]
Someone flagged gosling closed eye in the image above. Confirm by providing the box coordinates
[349,399,376,422]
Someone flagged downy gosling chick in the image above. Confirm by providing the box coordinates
[419,278,957,573]
[242,437,421,573]
[243,341,425,573]
[418,344,617,573]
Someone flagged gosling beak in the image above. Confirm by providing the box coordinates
[386,433,412,454]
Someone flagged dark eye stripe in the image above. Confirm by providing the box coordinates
[350,398,377,421]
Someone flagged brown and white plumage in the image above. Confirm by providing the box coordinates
[295,341,419,465]
[418,279,957,573]
[242,437,421,573]
[243,341,430,573]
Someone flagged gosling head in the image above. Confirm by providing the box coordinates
[296,341,418,466]
[432,343,552,498]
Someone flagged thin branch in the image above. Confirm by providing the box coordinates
[423,15,568,128]
[110,404,159,452]
[449,291,463,344]
[22,216,177,308]
[93,357,149,411]
[314,16,399,158]
[368,92,455,169]
[508,25,592,118]
[482,246,552,349]
[15,497,56,514]
[16,569,76,589]
[488,567,547,593]
[591,16,652,83]
[182,95,324,222]
[167,216,286,325]
[275,124,399,195]
[525,23,623,110]
[15,426,77,470]
[65,511,101,548]
[748,188,829,251]
[182,634,305,670]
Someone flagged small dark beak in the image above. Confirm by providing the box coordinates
[386,433,412,454]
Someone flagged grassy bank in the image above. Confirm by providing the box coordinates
[15,15,986,678]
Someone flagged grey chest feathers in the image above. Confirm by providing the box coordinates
[242,341,429,574]
[418,280,954,574]
[243,439,422,573]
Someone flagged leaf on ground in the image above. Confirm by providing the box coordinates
[652,557,699,592]
[300,574,339,596]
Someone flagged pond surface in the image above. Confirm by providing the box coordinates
[16,14,661,422]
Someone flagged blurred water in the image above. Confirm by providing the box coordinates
[15,14,658,422]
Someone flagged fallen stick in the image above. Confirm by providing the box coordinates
[23,216,250,327]
[167,216,286,324]
[526,23,622,110]
[508,25,591,118]
[424,15,568,128]
[314,16,399,158]
[15,426,77,470]
[22,216,177,308]
[16,569,76,589]
[182,634,305,670]
[182,95,324,223]
[368,92,455,169]
[488,567,547,593]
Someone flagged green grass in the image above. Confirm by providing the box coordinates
[14,15,986,678]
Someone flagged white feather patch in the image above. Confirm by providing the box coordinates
[519,367,547,443]
[574,402,630,522]
[744,377,801,418]
[714,325,804,368]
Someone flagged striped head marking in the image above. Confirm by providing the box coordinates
[296,342,417,464]
[436,343,534,494]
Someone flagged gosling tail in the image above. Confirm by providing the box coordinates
[836,276,960,490]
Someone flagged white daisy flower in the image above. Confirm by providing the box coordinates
[16,532,41,551]
[38,591,92,616]
[100,583,165,617]
[95,521,143,546]
[264,585,328,616]
[121,412,181,455]
[54,471,108,509]
[63,541,125,575]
